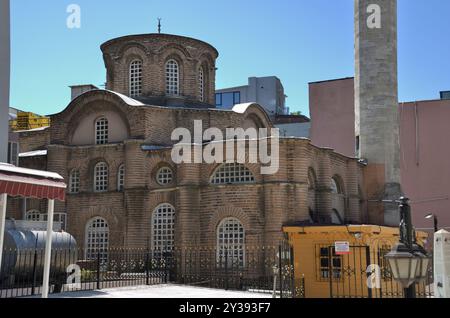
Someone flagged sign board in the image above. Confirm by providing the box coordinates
[334,241,350,255]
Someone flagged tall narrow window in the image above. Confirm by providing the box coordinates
[117,164,125,192]
[151,204,175,254]
[129,60,143,97]
[85,217,109,263]
[69,170,81,194]
[166,59,179,95]
[331,177,342,194]
[94,162,109,193]
[331,176,345,224]
[308,168,317,222]
[198,66,204,102]
[217,218,245,268]
[95,117,108,145]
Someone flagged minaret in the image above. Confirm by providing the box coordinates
[355,0,401,226]
[0,0,10,163]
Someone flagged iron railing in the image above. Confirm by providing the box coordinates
[324,246,434,299]
[0,244,301,298]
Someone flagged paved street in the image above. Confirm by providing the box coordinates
[44,284,272,299]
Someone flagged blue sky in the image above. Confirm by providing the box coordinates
[9,0,450,116]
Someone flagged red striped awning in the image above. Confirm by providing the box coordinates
[0,171,66,201]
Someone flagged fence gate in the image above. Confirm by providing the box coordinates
[325,245,434,299]
[327,246,372,298]
[278,240,297,298]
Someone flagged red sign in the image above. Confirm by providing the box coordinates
[335,241,351,255]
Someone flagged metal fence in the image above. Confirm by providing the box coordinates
[0,243,302,298]
[323,245,434,299]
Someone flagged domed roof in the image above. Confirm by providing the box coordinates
[100,33,219,58]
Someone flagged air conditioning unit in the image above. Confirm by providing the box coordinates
[434,230,450,298]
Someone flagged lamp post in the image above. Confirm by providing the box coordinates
[424,213,438,233]
[384,197,432,299]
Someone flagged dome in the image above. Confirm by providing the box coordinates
[101,33,218,107]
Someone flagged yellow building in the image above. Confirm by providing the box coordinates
[10,111,50,131]
[284,225,429,298]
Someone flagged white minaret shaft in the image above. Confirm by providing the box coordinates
[0,0,11,163]
[355,0,401,225]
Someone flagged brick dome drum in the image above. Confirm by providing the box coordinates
[101,34,219,107]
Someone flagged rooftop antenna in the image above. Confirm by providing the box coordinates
[157,18,162,34]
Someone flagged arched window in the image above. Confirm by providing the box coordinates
[331,176,344,195]
[26,210,42,221]
[69,170,80,194]
[151,204,176,254]
[117,164,125,192]
[217,218,245,268]
[308,168,317,222]
[95,117,109,145]
[331,209,344,225]
[198,66,204,102]
[331,176,345,223]
[85,217,109,263]
[165,59,179,95]
[156,167,173,186]
[129,60,143,97]
[210,163,255,185]
[94,162,109,193]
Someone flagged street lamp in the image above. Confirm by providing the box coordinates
[412,244,432,284]
[384,197,432,298]
[424,213,438,233]
[385,242,420,289]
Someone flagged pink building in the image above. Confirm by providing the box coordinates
[309,77,450,238]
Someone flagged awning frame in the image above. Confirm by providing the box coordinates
[0,164,66,299]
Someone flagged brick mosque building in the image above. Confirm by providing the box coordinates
[6,33,366,261]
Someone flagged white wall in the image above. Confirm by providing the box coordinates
[276,123,311,138]
[216,77,286,117]
[0,0,10,163]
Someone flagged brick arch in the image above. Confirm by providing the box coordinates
[233,103,273,129]
[146,153,177,183]
[117,42,150,60]
[63,92,132,144]
[208,206,250,235]
[331,174,346,195]
[124,52,147,66]
[148,195,176,214]
[61,90,132,122]
[157,43,192,59]
[197,52,215,70]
